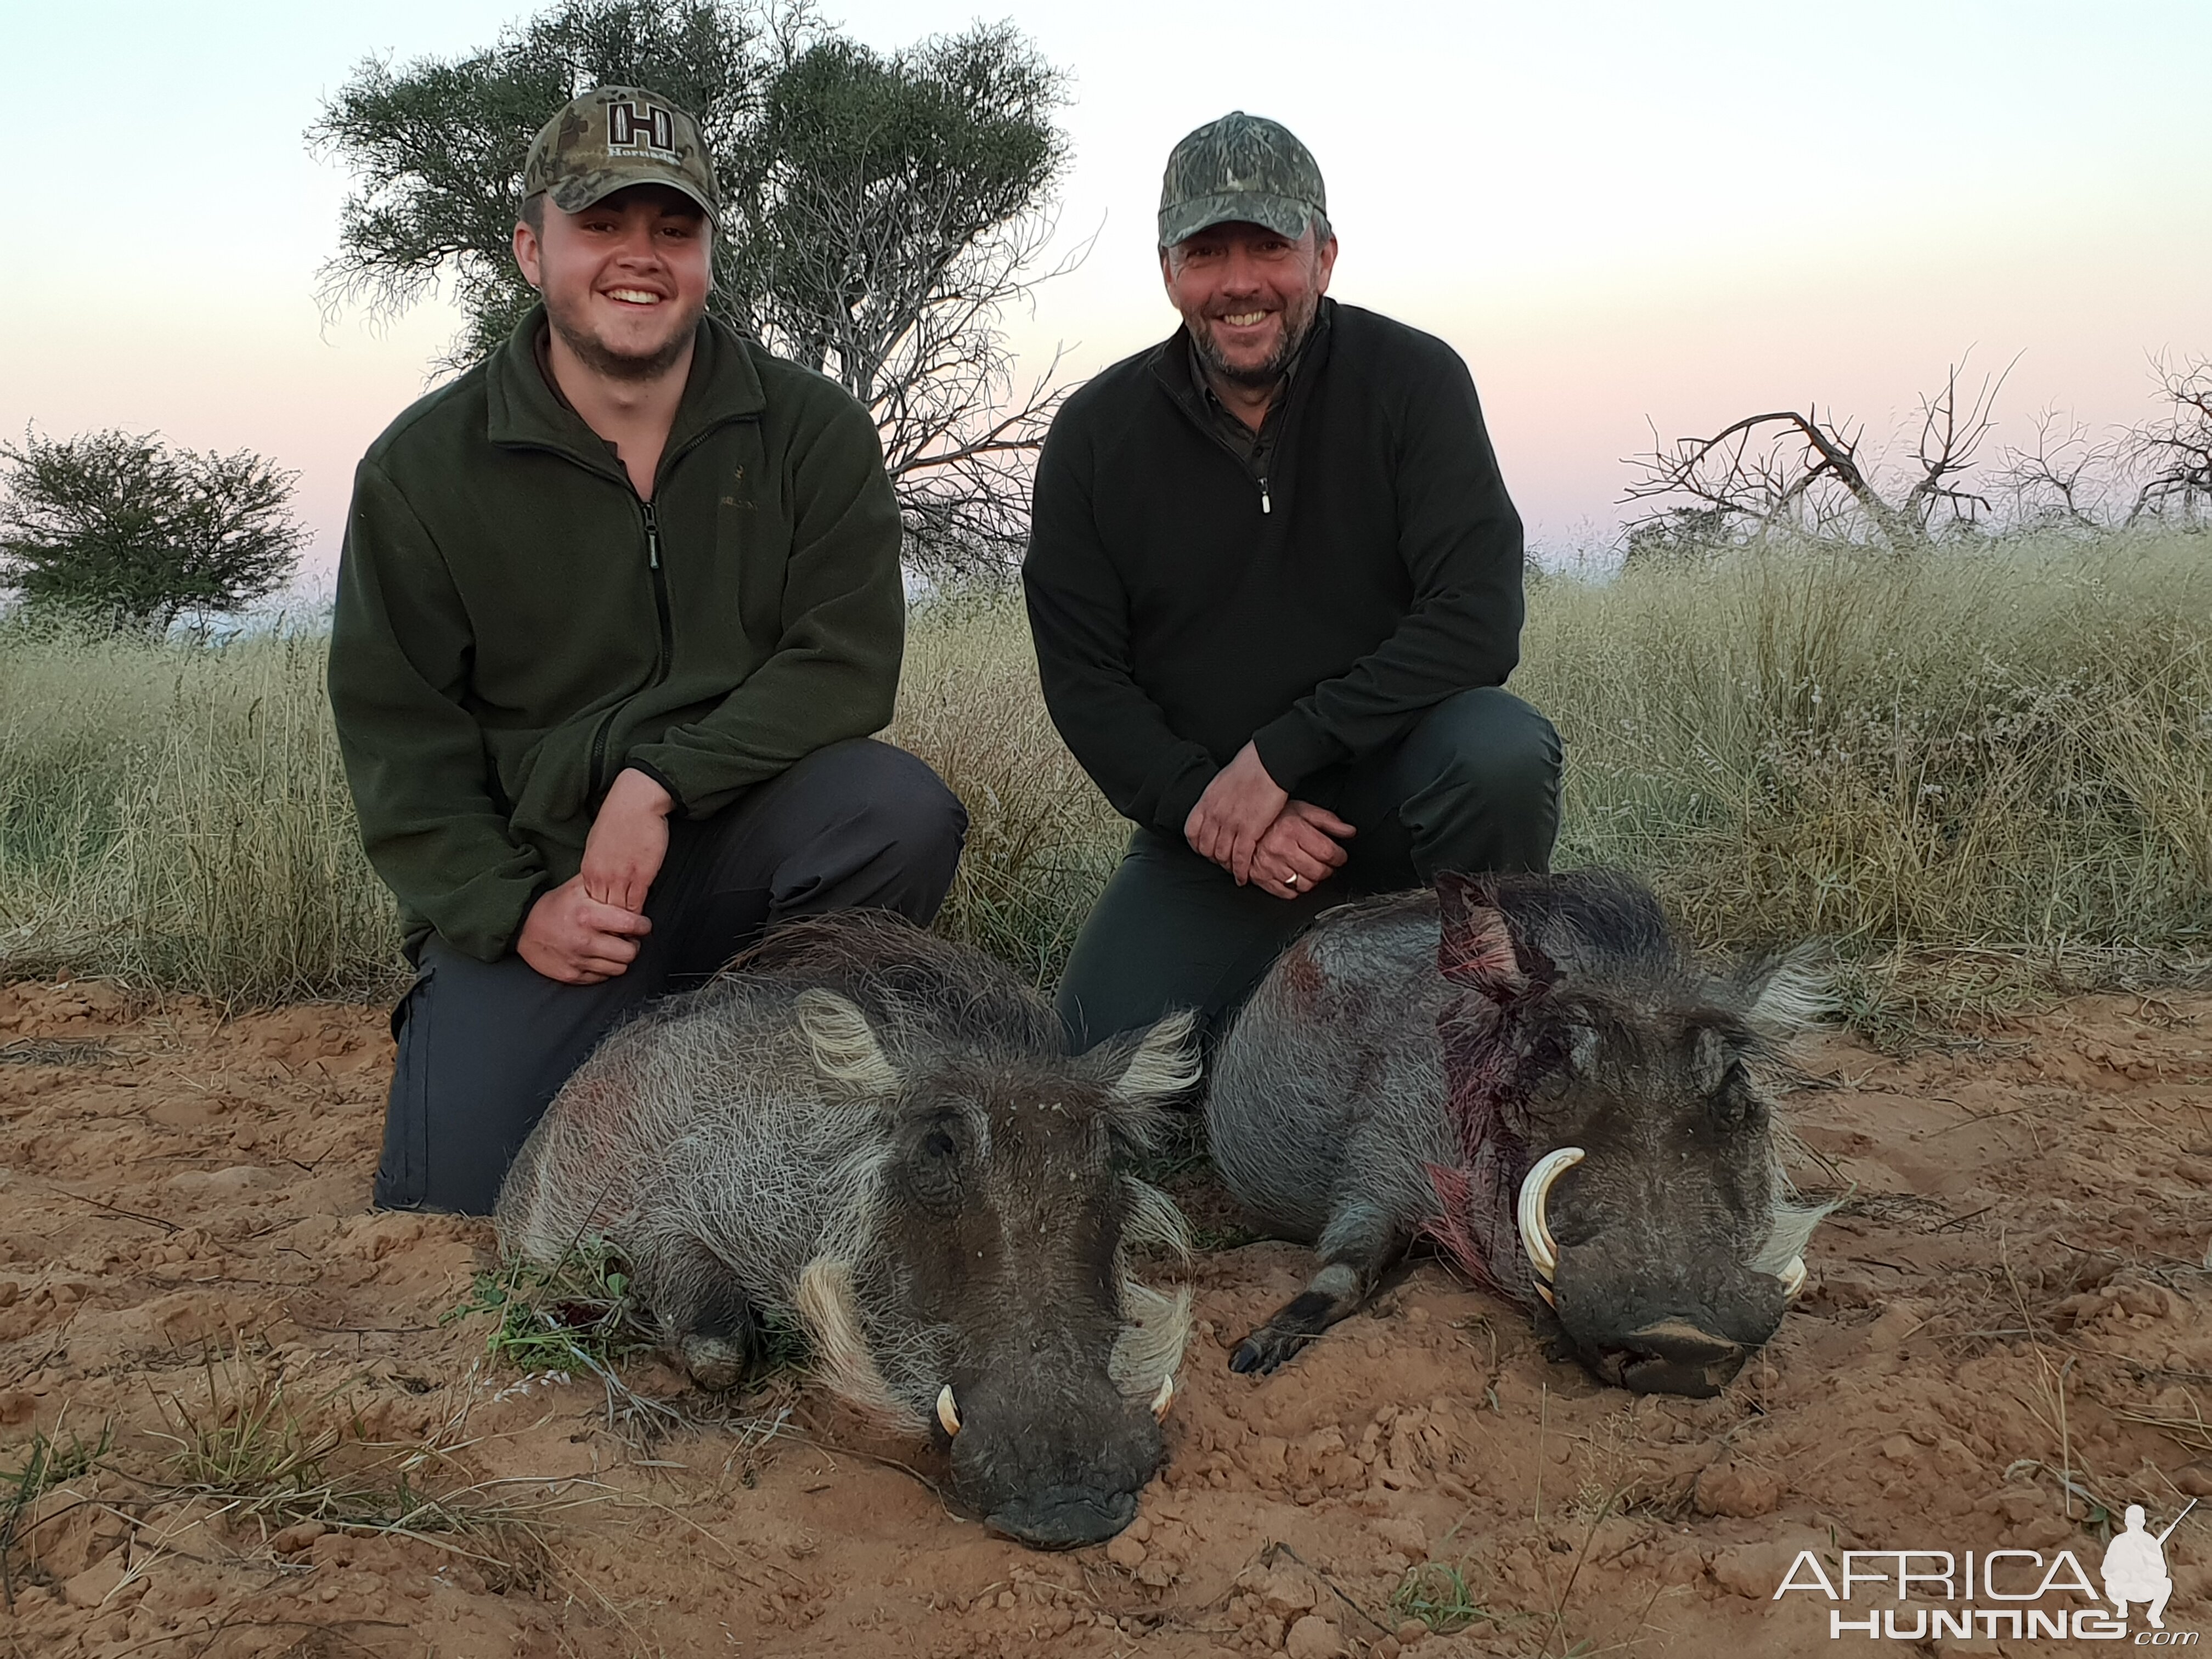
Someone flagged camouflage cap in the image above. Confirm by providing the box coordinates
[1158,111,1326,248]
[522,86,720,222]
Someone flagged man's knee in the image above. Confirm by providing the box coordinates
[1410,687,1561,804]
[760,739,968,922]
[1392,688,1561,875]
[803,738,969,859]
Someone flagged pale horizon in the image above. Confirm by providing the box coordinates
[6,0,2208,591]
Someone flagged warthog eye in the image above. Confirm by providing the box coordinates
[907,1124,965,1212]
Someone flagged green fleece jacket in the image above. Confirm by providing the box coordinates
[329,306,903,963]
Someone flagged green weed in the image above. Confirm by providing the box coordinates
[2,1415,114,1602]
[1391,1556,1498,1635]
[1189,1221,1261,1251]
[444,1240,658,1375]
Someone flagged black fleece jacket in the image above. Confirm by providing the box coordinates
[1022,298,1526,838]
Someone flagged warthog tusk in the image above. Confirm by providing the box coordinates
[936,1384,961,1437]
[1778,1257,1807,1299]
[1151,1374,1175,1422]
[1516,1147,1586,1287]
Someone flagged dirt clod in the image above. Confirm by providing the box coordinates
[1284,1613,1343,1658]
[1694,1462,1785,1517]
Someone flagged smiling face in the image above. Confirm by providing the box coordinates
[512,183,713,382]
[1160,218,1338,390]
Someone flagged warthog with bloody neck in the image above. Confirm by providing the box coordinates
[496,912,1197,1547]
[1205,869,1831,1396]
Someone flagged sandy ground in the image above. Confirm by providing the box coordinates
[2,976,2209,1659]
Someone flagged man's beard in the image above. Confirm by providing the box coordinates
[1193,294,1318,390]
[546,294,706,383]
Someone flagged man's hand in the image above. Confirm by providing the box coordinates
[581,767,674,912]
[1184,742,1290,882]
[1249,801,1357,900]
[516,876,652,985]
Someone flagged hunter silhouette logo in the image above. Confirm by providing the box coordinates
[1769,1498,2199,1641]
[606,101,676,157]
[2107,1500,2194,1630]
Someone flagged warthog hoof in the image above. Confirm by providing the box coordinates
[1229,1325,1316,1375]
[678,1331,756,1392]
[1229,1282,1350,1374]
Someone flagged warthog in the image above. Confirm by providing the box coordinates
[1205,868,1830,1396]
[495,912,1198,1548]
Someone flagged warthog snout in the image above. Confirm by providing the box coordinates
[941,1369,1164,1548]
[1588,1321,1748,1398]
[1516,1142,1806,1397]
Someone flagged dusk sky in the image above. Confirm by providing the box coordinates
[7,1,2208,587]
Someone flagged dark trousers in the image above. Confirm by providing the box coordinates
[1056,687,1561,1050]
[375,739,968,1215]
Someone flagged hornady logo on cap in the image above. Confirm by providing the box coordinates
[606,101,676,158]
[1771,1498,2198,1643]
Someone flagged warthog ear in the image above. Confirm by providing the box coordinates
[793,989,901,1096]
[1737,943,1835,1039]
[1105,1009,1203,1107]
[1436,872,1555,1001]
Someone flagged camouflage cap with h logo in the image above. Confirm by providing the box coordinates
[523,86,720,222]
[1158,111,1327,249]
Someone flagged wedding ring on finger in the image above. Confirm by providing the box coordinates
[1285,872,1301,888]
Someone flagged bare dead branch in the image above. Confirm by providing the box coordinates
[1621,357,2059,552]
[1994,406,2123,530]
[2125,354,2212,526]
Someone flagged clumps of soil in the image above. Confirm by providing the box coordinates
[1,975,2208,1656]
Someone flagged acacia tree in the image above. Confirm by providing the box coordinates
[311,0,1071,577]
[0,431,305,634]
[1993,407,2125,531]
[732,31,1071,568]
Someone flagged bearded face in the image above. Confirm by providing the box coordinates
[1161,219,1337,391]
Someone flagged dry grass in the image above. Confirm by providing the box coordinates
[885,589,1126,988]
[142,1348,601,1565]
[0,1347,608,1609]
[1519,531,2212,966]
[0,620,398,1002]
[1,529,2205,1013]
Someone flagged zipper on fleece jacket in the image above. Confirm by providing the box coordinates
[586,495,678,802]
[1161,370,1281,516]
[507,411,736,804]
[641,498,674,677]
[1181,405,1276,516]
